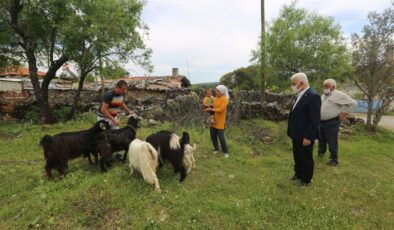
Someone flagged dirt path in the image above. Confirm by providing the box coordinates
[352,113,394,131]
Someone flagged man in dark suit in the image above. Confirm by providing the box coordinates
[287,73,321,186]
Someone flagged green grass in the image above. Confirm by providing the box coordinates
[0,114,393,229]
[383,111,394,116]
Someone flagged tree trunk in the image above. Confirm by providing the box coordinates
[25,45,58,124]
[67,71,88,120]
[372,107,384,130]
[366,96,373,130]
[260,0,266,102]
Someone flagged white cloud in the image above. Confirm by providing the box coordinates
[128,0,392,83]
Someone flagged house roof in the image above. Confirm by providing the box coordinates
[0,66,46,78]
[120,75,186,82]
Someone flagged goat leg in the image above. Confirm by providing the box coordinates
[179,166,187,182]
[86,153,93,165]
[93,152,99,164]
[45,165,53,179]
[154,177,161,192]
[100,161,107,172]
[100,156,109,172]
[121,151,128,162]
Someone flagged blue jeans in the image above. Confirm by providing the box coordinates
[210,127,228,153]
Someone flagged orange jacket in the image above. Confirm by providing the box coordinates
[211,96,229,129]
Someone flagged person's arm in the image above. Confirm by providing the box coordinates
[211,99,228,113]
[303,94,322,146]
[338,96,358,121]
[100,103,119,126]
[120,102,134,115]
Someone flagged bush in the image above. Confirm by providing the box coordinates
[24,106,41,123]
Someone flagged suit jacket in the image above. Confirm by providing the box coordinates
[287,88,322,141]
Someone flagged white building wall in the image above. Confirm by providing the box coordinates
[0,79,23,92]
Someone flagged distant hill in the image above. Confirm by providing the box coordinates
[191,82,219,89]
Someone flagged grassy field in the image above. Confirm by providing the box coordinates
[0,113,393,229]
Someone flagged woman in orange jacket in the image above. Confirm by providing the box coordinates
[204,85,230,158]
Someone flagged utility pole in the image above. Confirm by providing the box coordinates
[260,0,266,102]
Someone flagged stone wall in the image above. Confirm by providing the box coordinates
[2,86,294,122]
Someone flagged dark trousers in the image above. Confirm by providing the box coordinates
[210,127,228,153]
[292,139,314,183]
[318,119,340,162]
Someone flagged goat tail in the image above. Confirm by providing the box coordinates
[40,135,57,158]
[146,143,158,161]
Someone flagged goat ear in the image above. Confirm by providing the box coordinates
[192,143,197,151]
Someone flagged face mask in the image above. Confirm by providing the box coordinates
[291,83,300,93]
[323,88,331,95]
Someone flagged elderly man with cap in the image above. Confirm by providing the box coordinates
[204,85,230,158]
[288,73,321,186]
[319,79,357,166]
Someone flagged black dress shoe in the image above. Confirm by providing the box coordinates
[327,161,339,166]
[299,181,311,187]
[291,175,300,181]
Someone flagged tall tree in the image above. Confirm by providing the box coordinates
[220,65,259,90]
[252,2,351,91]
[1,0,74,123]
[66,0,152,119]
[0,19,23,67]
[1,0,151,123]
[351,3,394,131]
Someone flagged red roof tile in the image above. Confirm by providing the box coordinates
[0,66,46,77]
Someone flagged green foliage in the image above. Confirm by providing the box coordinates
[85,73,95,83]
[220,65,259,90]
[100,65,129,80]
[0,116,393,228]
[351,3,394,129]
[24,107,41,124]
[251,2,352,91]
[23,106,77,123]
[191,82,219,89]
[69,0,153,75]
[0,0,152,123]
[351,92,365,100]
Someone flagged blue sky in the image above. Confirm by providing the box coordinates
[127,0,392,83]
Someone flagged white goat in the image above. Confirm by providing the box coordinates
[183,144,197,173]
[128,139,161,192]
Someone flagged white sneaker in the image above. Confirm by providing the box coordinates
[224,153,229,158]
[213,151,218,154]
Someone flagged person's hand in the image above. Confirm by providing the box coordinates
[204,108,212,112]
[338,112,348,121]
[302,138,311,146]
[111,118,120,126]
[127,110,136,116]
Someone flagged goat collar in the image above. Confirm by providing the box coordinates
[127,124,137,132]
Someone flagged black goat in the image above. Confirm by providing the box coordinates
[39,120,110,179]
[146,131,190,182]
[87,115,139,164]
[96,133,131,172]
